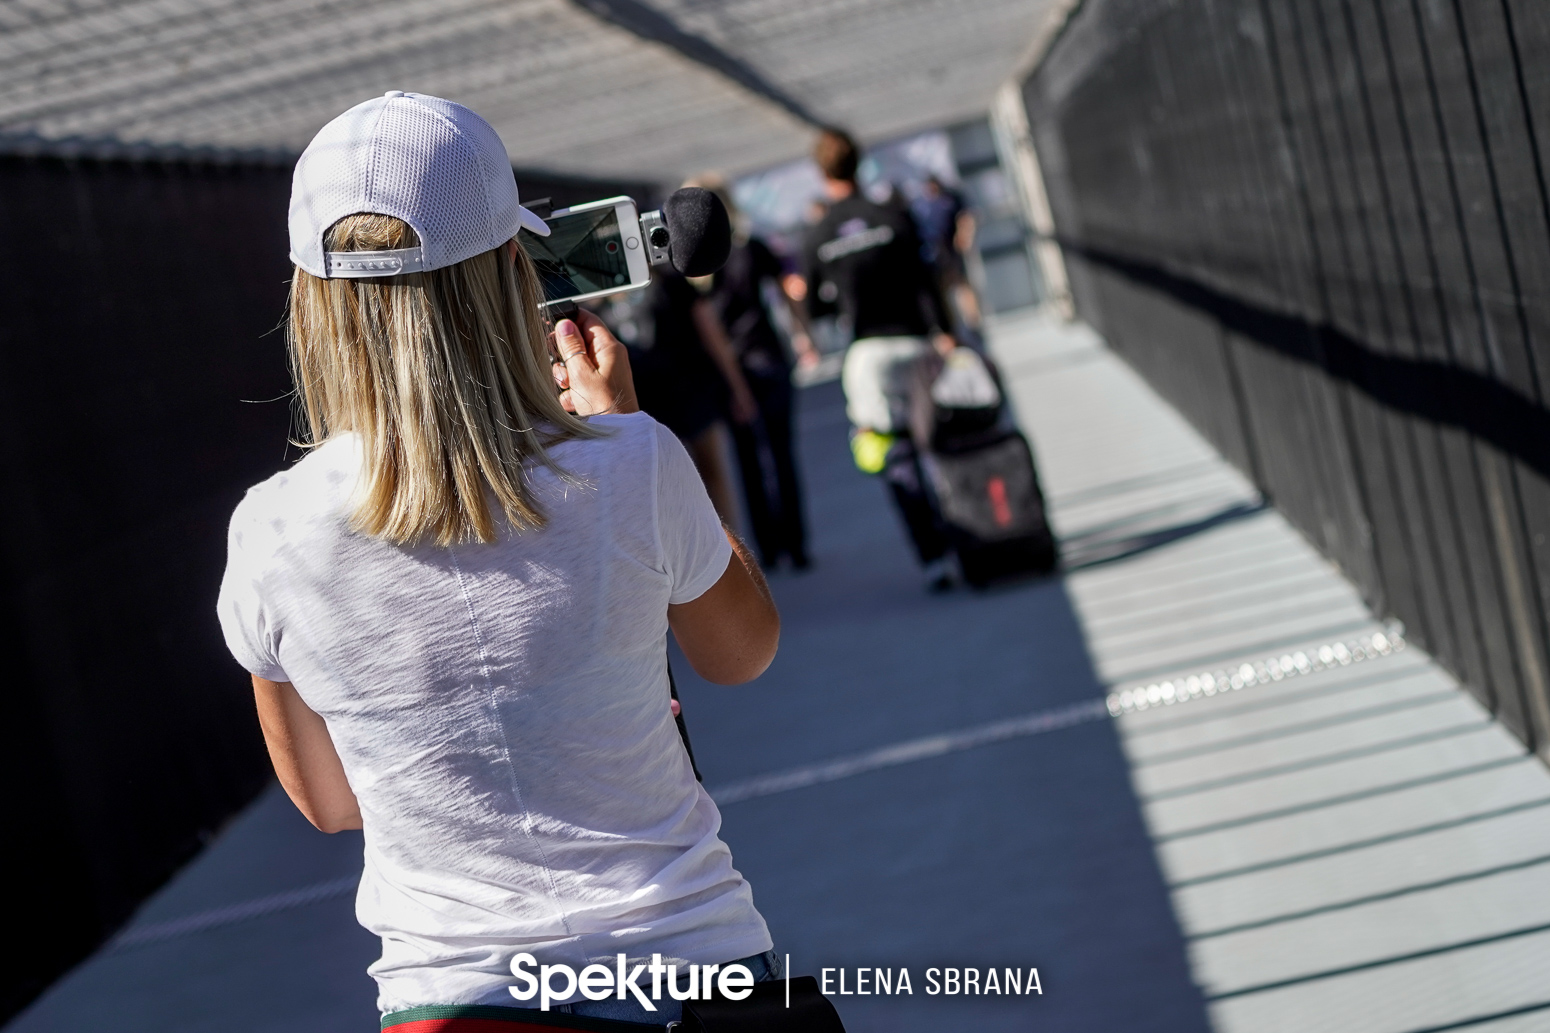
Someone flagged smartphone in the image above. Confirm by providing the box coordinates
[520,196,651,308]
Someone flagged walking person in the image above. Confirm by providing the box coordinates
[913,174,983,339]
[217,92,783,1028]
[795,128,959,591]
[690,178,817,571]
[625,266,751,523]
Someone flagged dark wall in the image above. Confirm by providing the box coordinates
[0,155,295,1018]
[0,154,655,1018]
[1024,0,1550,761]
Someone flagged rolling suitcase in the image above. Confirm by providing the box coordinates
[927,430,1057,586]
[918,350,1058,587]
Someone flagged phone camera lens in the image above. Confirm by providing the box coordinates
[605,241,619,254]
[649,227,670,249]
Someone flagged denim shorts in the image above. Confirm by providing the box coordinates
[554,949,783,1026]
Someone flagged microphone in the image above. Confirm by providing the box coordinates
[657,187,732,277]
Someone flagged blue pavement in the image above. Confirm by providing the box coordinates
[676,375,1209,1031]
[9,312,1214,1032]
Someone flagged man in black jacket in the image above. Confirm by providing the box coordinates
[797,128,958,590]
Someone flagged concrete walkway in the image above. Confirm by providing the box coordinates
[994,313,1550,1033]
[10,311,1548,1032]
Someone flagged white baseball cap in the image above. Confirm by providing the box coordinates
[288,91,550,279]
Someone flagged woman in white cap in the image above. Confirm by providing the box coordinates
[217,92,782,1028]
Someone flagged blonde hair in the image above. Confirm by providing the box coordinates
[287,213,598,545]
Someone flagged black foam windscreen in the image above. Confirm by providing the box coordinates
[662,187,732,277]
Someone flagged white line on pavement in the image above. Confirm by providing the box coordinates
[708,699,1111,805]
[108,875,359,951]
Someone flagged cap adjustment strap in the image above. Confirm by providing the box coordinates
[322,247,426,278]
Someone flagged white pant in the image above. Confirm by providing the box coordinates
[841,335,931,433]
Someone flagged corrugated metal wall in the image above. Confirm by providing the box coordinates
[1022,0,1550,762]
[0,154,653,1017]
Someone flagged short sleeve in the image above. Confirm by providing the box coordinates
[653,421,733,605]
[216,496,291,683]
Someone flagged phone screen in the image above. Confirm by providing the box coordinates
[522,206,633,303]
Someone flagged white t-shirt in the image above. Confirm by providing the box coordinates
[216,413,771,1012]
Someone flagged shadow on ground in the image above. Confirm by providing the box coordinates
[9,787,379,1032]
[674,379,1210,1032]
[1060,499,1267,572]
[10,378,1210,1033]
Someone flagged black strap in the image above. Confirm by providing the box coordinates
[667,657,703,783]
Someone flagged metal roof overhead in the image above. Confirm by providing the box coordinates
[0,0,1055,177]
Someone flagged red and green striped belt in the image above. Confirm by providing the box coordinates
[382,1005,669,1033]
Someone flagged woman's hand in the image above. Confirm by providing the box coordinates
[729,380,759,425]
[553,310,639,416]
[790,331,821,370]
[689,297,759,425]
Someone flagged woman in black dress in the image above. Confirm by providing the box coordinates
[695,182,818,570]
